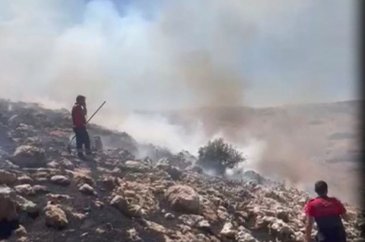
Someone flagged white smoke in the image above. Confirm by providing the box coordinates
[118,112,207,154]
[225,138,266,176]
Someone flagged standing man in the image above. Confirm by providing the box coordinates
[72,95,91,159]
[304,180,347,242]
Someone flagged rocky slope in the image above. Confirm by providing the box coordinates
[0,99,363,242]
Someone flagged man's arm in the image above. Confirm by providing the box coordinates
[305,215,314,242]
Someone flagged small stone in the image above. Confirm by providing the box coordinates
[50,175,70,186]
[15,225,27,237]
[110,195,143,218]
[47,161,59,168]
[126,228,142,242]
[71,212,86,221]
[100,176,117,191]
[94,200,104,208]
[73,172,94,186]
[95,228,105,234]
[197,219,211,229]
[164,213,175,220]
[220,222,236,239]
[17,175,33,184]
[14,184,34,196]
[277,210,290,222]
[16,236,28,242]
[236,226,258,242]
[78,184,96,195]
[32,185,49,194]
[46,194,72,203]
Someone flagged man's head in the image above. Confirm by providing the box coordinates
[76,95,86,105]
[314,180,328,196]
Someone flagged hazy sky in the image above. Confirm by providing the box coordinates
[0,0,358,110]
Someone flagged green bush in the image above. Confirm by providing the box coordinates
[197,138,244,175]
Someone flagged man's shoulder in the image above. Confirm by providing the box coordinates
[72,104,81,110]
[306,198,318,205]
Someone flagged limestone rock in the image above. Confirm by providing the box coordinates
[11,145,46,168]
[50,175,70,186]
[220,222,236,239]
[44,203,68,229]
[126,228,142,242]
[78,184,96,195]
[0,170,17,185]
[14,184,34,196]
[17,175,33,184]
[165,185,200,214]
[14,195,39,216]
[0,186,18,221]
[110,195,144,218]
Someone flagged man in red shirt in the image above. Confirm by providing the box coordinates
[304,180,347,242]
[71,95,91,159]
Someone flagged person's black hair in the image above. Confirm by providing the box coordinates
[315,180,328,196]
[76,95,86,103]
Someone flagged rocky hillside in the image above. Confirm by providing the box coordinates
[0,99,364,242]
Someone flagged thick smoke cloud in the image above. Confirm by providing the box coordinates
[0,0,355,110]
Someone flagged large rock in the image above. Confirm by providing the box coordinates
[0,186,18,221]
[0,187,19,239]
[165,185,200,214]
[44,203,68,229]
[11,145,46,168]
[0,170,17,185]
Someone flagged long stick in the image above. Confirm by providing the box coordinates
[67,101,106,149]
[86,101,106,123]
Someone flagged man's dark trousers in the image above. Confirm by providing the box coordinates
[73,127,91,155]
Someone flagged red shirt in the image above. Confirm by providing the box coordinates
[304,197,346,218]
[304,197,347,240]
[72,103,87,128]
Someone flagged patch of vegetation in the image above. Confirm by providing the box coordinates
[198,138,244,175]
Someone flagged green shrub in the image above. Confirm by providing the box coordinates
[198,138,244,175]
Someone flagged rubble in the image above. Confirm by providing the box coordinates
[0,99,362,241]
